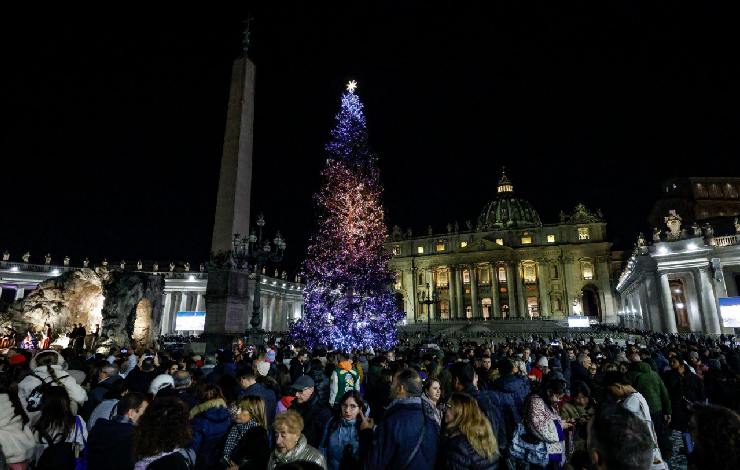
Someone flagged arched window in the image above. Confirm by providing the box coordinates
[465,305,472,318]
[498,266,507,282]
[462,269,470,284]
[436,270,449,288]
[481,298,492,318]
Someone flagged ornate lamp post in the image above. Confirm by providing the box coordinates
[418,283,439,341]
[229,214,286,341]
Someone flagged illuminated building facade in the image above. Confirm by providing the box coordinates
[386,171,621,325]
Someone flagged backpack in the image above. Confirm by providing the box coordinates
[26,372,70,412]
[36,416,87,470]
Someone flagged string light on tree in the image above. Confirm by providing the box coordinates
[288,81,402,351]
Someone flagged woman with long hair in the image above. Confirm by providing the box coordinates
[437,392,499,470]
[17,350,87,424]
[32,386,87,470]
[319,391,365,470]
[189,383,231,470]
[133,397,194,469]
[223,396,270,470]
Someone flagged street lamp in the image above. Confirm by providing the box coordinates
[417,283,439,341]
[230,214,286,339]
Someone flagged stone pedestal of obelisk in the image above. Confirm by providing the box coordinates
[204,53,256,352]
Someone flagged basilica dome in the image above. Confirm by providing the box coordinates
[477,171,542,230]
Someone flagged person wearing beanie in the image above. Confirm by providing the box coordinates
[148,373,175,398]
[529,356,549,382]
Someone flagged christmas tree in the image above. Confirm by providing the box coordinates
[289,81,402,351]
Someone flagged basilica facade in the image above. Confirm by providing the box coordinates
[387,172,620,324]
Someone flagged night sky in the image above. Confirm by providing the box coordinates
[3,3,740,275]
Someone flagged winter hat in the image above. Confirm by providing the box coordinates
[688,351,699,361]
[29,350,67,370]
[256,361,270,377]
[148,374,175,396]
[266,350,277,363]
[537,356,549,367]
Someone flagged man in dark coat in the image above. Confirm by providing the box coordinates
[124,357,159,394]
[87,393,148,470]
[493,358,531,411]
[82,363,122,419]
[290,349,311,382]
[289,375,332,448]
[571,352,594,391]
[361,368,439,470]
[238,371,277,426]
[450,362,514,451]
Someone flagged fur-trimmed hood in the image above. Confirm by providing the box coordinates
[189,398,227,419]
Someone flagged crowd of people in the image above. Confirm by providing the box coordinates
[0,328,738,470]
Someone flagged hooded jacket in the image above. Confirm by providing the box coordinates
[0,393,35,464]
[18,363,88,424]
[626,361,672,415]
[190,398,232,470]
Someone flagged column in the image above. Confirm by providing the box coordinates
[597,258,617,324]
[698,267,722,334]
[491,264,501,318]
[179,292,188,312]
[428,269,437,321]
[563,257,576,317]
[515,263,527,318]
[658,273,678,333]
[470,265,479,318]
[455,265,464,319]
[195,293,205,312]
[505,263,516,318]
[448,266,457,319]
[537,260,550,317]
[15,287,25,301]
[411,267,418,322]
[403,269,415,322]
[161,293,173,334]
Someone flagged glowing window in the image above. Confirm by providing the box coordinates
[578,227,590,240]
[497,266,507,282]
[440,300,450,319]
[465,305,472,318]
[462,269,470,284]
[392,245,401,256]
[547,234,555,243]
[435,242,445,252]
[436,270,449,288]
[478,267,490,285]
[417,246,424,254]
[581,260,594,280]
[495,238,504,246]
[521,235,532,244]
[460,241,468,248]
[523,263,537,283]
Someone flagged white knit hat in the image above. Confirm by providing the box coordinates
[148,373,175,396]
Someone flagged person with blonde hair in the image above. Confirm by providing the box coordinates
[223,396,270,469]
[268,410,326,470]
[437,392,499,469]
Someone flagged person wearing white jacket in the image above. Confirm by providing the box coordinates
[17,350,87,425]
[0,392,36,468]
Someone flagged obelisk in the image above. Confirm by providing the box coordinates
[204,48,256,351]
